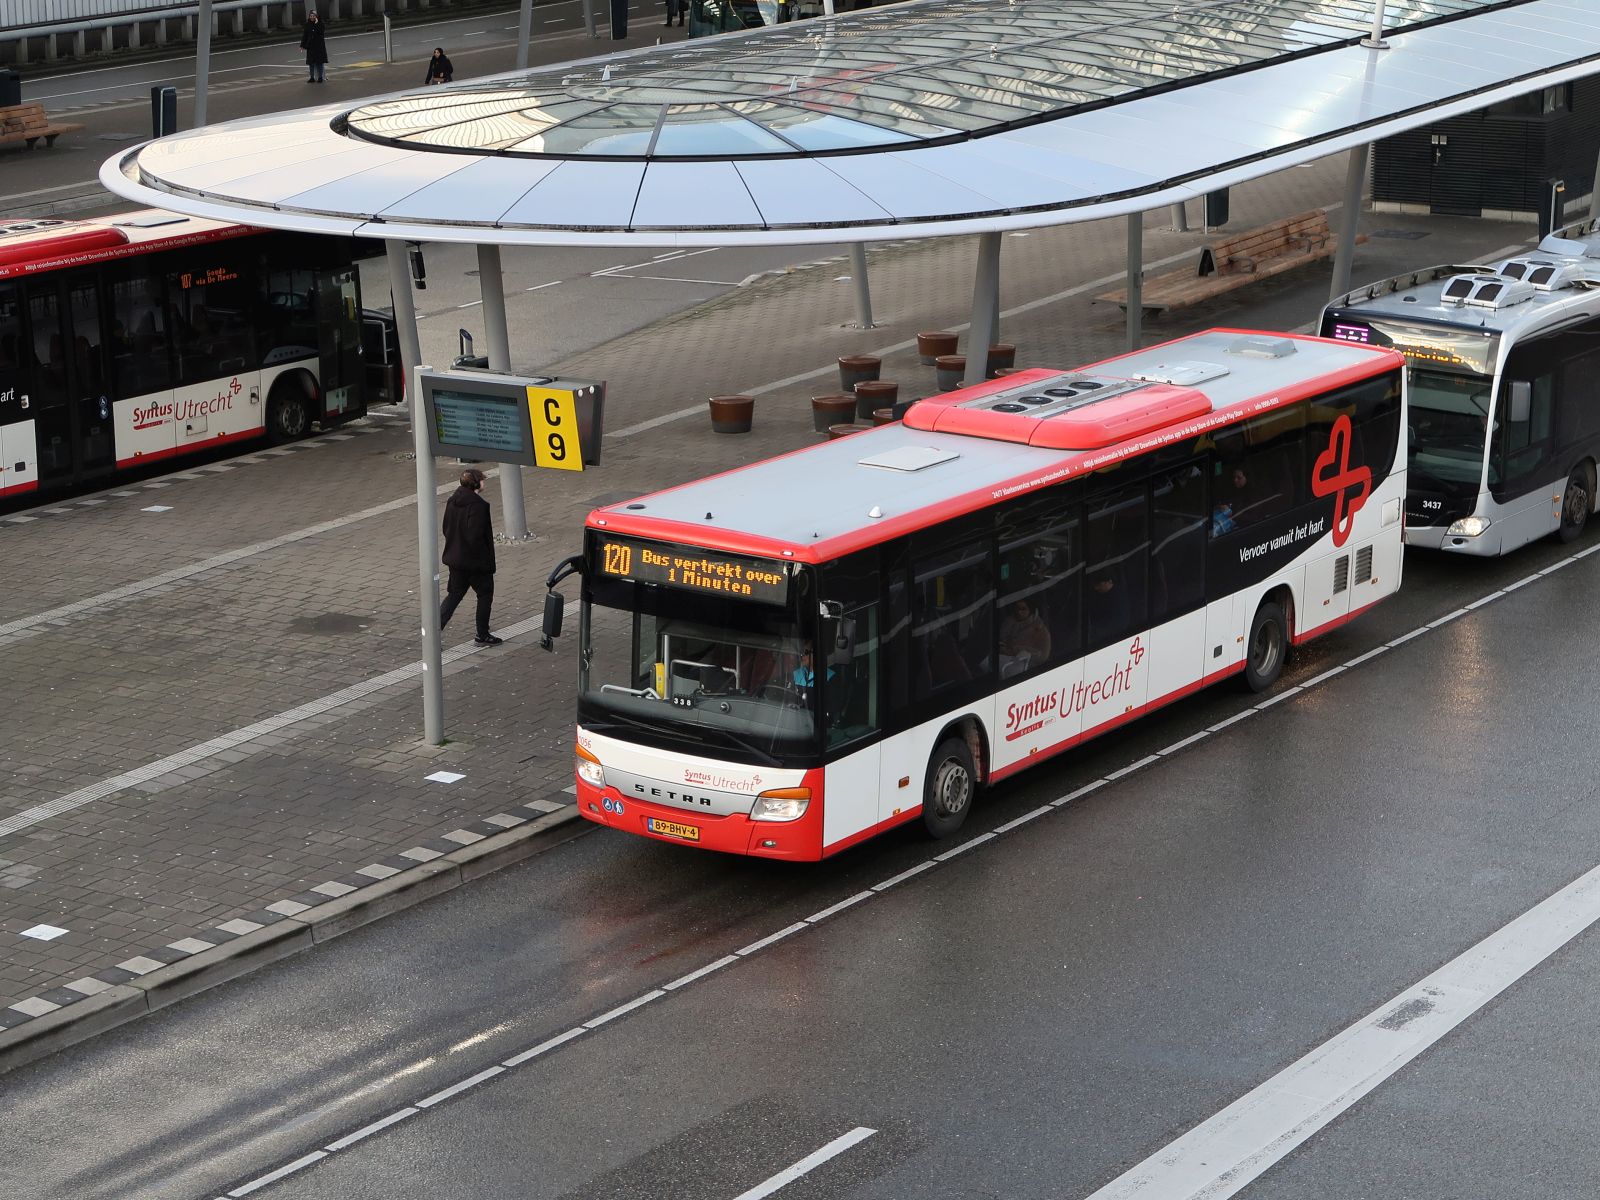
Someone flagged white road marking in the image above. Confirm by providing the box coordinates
[1082,858,1600,1200]
[734,921,808,955]
[323,1108,417,1152]
[732,1127,878,1200]
[584,989,666,1028]
[227,1150,327,1196]
[414,1066,505,1108]
[502,1027,586,1067]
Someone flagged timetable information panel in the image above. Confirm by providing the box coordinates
[431,389,529,457]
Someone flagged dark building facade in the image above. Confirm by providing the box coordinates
[1372,78,1600,223]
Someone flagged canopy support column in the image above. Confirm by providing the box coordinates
[478,244,530,539]
[387,239,444,746]
[516,0,533,69]
[1125,213,1143,352]
[1329,144,1370,301]
[848,244,876,328]
[966,231,1001,383]
[195,0,213,127]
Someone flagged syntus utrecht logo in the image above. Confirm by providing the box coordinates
[1311,414,1372,547]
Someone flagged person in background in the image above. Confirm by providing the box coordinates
[439,469,502,647]
[425,47,454,85]
[665,0,686,26]
[300,10,328,83]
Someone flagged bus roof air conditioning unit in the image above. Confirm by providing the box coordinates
[1441,274,1534,309]
[1496,258,1585,291]
[1128,360,1231,386]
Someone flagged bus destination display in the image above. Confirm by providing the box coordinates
[596,537,789,605]
[431,388,529,456]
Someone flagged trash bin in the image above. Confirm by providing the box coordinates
[0,71,21,108]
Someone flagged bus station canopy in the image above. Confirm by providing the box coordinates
[102,0,1600,247]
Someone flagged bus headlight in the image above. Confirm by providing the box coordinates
[575,745,605,789]
[750,787,811,822]
[1447,516,1492,537]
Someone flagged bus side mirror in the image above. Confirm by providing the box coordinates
[1507,380,1532,424]
[541,591,564,652]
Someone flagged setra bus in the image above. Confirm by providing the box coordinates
[0,209,398,501]
[1322,217,1600,555]
[560,329,1406,860]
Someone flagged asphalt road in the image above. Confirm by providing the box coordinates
[4,532,1599,1199]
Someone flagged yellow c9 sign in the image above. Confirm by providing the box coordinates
[528,385,584,472]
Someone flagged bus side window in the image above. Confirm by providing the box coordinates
[107,268,172,397]
[1149,462,1206,624]
[819,552,881,748]
[910,521,994,700]
[1500,373,1554,489]
[996,488,1082,679]
[1084,479,1148,650]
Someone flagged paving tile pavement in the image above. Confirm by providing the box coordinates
[0,150,1547,1028]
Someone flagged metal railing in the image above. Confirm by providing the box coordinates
[1,0,454,65]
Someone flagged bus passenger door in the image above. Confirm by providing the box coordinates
[315,267,363,421]
[0,282,37,496]
[65,281,114,478]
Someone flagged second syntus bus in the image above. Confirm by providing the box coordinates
[567,330,1405,860]
[0,209,398,501]
[1322,217,1600,555]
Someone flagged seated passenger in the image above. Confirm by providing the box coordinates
[1211,465,1248,535]
[999,598,1051,666]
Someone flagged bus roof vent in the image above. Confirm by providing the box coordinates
[1225,336,1297,360]
[857,445,960,473]
[1495,257,1585,291]
[0,219,65,240]
[1129,360,1231,385]
[1441,273,1534,309]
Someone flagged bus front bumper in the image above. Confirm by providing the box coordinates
[575,776,825,861]
[1405,523,1502,555]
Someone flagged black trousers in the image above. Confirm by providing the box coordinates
[440,569,494,639]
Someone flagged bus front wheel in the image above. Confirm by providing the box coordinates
[1244,600,1288,693]
[266,382,312,444]
[1558,466,1591,543]
[922,736,975,838]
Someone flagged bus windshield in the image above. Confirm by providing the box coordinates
[580,575,821,767]
[1409,368,1495,492]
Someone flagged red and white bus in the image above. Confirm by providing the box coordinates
[0,209,399,500]
[563,329,1406,860]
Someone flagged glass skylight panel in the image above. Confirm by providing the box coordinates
[651,107,798,156]
[339,0,1516,161]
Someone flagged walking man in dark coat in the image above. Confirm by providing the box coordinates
[301,10,328,83]
[440,469,502,646]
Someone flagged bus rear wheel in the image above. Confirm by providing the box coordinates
[1244,600,1287,693]
[1558,466,1590,543]
[922,736,975,839]
[266,383,311,444]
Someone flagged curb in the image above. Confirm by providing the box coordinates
[0,804,586,1077]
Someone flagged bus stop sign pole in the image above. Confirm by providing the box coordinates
[386,238,444,745]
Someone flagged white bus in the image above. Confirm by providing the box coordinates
[1323,217,1600,555]
[559,329,1406,860]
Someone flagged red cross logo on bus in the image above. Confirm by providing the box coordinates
[1311,414,1372,548]
[1128,636,1145,666]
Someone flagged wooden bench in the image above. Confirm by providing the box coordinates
[0,103,85,151]
[1095,208,1366,315]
